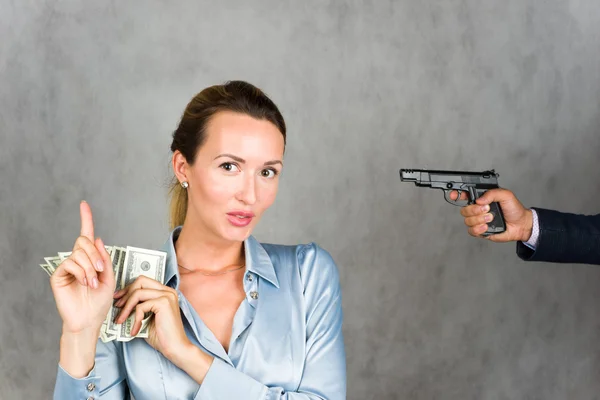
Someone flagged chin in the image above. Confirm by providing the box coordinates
[220,225,254,243]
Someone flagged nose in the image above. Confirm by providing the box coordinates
[236,174,257,205]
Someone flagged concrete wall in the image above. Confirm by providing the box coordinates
[2,1,600,398]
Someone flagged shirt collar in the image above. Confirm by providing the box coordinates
[160,226,279,290]
[244,235,279,288]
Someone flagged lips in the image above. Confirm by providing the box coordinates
[226,211,255,227]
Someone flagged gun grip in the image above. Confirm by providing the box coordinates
[481,201,506,237]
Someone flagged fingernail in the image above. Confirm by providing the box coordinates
[481,205,490,212]
[96,260,104,272]
[92,277,99,289]
[485,214,493,222]
[81,200,87,203]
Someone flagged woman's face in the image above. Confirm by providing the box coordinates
[175,110,285,243]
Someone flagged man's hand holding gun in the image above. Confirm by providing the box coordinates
[449,187,534,243]
[399,169,534,242]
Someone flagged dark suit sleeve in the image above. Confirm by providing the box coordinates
[516,207,600,265]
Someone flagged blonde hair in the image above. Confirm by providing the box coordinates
[167,80,286,230]
[168,177,189,230]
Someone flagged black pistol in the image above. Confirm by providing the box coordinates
[399,168,506,236]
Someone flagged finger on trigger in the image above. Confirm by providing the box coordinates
[454,191,468,201]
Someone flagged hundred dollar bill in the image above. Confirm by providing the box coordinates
[117,246,167,341]
[105,247,127,337]
[98,246,120,342]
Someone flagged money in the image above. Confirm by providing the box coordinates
[40,245,167,343]
[43,256,62,276]
[117,246,167,341]
[104,247,126,341]
[57,252,72,261]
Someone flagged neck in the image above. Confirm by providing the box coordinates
[175,218,244,274]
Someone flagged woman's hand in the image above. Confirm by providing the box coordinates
[113,276,191,361]
[50,201,116,335]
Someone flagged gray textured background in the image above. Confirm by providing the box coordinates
[2,1,600,399]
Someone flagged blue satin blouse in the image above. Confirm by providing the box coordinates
[53,226,346,399]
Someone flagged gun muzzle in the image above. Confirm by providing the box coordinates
[399,169,419,182]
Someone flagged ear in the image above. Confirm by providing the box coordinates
[172,151,189,183]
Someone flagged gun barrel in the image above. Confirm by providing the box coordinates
[399,169,432,185]
[401,168,497,177]
[400,169,418,182]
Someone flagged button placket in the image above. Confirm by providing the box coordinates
[245,273,259,305]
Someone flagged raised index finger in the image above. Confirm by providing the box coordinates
[80,200,95,241]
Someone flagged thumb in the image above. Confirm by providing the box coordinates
[475,188,509,206]
[95,237,115,286]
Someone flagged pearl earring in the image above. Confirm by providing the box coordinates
[181,181,189,189]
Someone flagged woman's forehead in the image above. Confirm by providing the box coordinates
[201,112,285,160]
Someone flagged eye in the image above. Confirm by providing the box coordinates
[220,162,240,172]
[261,168,278,178]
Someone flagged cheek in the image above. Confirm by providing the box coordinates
[196,171,238,203]
[257,181,279,210]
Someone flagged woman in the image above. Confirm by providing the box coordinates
[51,81,346,399]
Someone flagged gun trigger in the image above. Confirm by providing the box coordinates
[444,190,458,206]
[444,189,468,207]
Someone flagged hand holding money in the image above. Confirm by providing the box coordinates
[113,275,190,360]
[42,201,167,343]
[49,201,116,336]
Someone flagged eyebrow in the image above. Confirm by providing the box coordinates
[214,153,283,166]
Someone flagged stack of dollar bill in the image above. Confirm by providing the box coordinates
[41,246,167,343]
